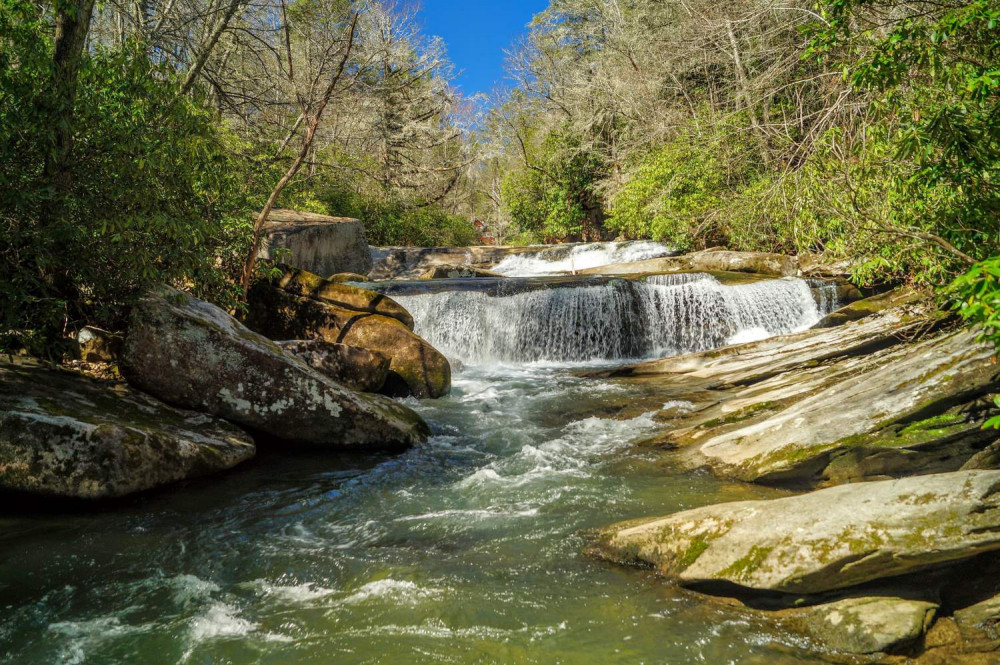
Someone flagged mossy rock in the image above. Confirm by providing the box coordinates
[245,284,451,399]
[591,470,1000,595]
[0,359,255,499]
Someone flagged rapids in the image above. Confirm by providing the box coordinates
[0,267,838,664]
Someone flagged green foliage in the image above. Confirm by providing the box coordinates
[499,129,602,242]
[312,183,477,247]
[607,121,754,248]
[949,257,1000,428]
[0,2,260,353]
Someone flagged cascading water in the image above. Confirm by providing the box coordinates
[491,241,674,276]
[394,274,837,364]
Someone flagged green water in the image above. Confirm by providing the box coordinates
[0,364,817,664]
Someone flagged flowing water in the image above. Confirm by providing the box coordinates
[491,241,674,276]
[0,270,838,665]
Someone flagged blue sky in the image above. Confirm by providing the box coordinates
[418,1,548,98]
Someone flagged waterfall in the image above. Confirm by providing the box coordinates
[394,275,838,364]
[491,241,674,277]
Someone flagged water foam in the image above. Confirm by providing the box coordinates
[395,275,836,364]
[492,241,673,276]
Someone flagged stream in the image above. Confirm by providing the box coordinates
[0,247,837,664]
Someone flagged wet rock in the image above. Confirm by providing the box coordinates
[277,340,389,393]
[245,284,451,399]
[419,265,502,279]
[369,245,548,280]
[121,285,429,449]
[0,359,255,499]
[259,209,372,276]
[76,326,122,363]
[783,596,937,655]
[592,470,1000,595]
[274,266,413,328]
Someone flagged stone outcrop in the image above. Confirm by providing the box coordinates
[259,209,373,277]
[0,359,255,499]
[579,250,800,277]
[121,285,430,449]
[954,594,1000,639]
[419,265,502,279]
[592,470,1000,595]
[782,596,938,655]
[277,340,389,393]
[274,266,414,328]
[245,271,451,399]
[815,287,926,328]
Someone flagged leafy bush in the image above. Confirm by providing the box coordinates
[0,3,258,353]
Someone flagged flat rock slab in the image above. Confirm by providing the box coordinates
[122,286,429,449]
[0,360,255,499]
[695,329,998,484]
[783,596,937,654]
[592,470,1000,595]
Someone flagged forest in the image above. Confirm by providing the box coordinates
[1,0,997,354]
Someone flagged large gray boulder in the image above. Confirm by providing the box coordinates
[121,286,429,450]
[259,209,372,277]
[0,360,255,499]
[592,470,1000,595]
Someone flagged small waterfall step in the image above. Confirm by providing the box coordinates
[391,274,840,364]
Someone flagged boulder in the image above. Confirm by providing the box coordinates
[327,272,369,283]
[276,340,389,393]
[591,470,1000,595]
[258,209,372,276]
[578,250,799,278]
[0,359,255,499]
[783,596,937,654]
[121,286,429,449]
[76,326,122,363]
[245,284,451,399]
[275,266,413,328]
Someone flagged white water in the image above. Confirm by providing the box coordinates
[492,241,673,277]
[395,274,836,364]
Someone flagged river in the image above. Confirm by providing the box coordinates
[0,247,836,664]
